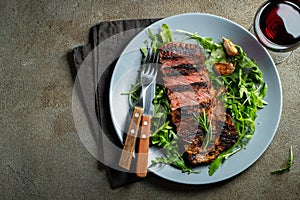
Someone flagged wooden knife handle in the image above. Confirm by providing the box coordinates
[119,106,143,170]
[136,115,151,177]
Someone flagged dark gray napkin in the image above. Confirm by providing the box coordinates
[68,18,160,189]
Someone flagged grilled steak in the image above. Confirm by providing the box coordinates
[158,42,239,165]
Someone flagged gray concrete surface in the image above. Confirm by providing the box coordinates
[1,0,299,199]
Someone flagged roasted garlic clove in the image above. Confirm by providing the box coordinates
[222,36,239,56]
[213,62,235,75]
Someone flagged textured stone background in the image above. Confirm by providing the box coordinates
[1,0,299,199]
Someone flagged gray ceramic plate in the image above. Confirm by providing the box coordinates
[109,13,282,184]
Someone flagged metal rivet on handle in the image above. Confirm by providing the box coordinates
[130,129,135,134]
[134,113,139,118]
[141,134,146,139]
[143,121,148,126]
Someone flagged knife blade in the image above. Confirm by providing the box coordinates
[136,73,156,177]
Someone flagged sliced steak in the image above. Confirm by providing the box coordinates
[158,42,239,165]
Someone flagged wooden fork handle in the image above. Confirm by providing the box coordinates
[119,106,143,170]
[136,115,151,177]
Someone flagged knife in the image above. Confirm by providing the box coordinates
[136,73,156,177]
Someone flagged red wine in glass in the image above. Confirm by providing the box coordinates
[254,0,300,52]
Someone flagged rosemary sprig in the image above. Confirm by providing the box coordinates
[194,110,213,150]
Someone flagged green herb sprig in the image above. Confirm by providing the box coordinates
[194,110,213,150]
[271,146,294,175]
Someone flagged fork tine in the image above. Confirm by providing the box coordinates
[151,50,157,64]
[140,43,158,86]
[144,65,151,74]
[144,46,152,64]
[147,67,154,76]
[151,66,157,76]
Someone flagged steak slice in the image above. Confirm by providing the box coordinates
[159,42,206,65]
[161,63,203,76]
[162,74,208,88]
[160,57,199,68]
[167,89,211,111]
[158,41,239,165]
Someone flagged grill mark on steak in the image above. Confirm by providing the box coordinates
[167,82,209,93]
[158,42,239,165]
[161,64,206,76]
[162,75,208,88]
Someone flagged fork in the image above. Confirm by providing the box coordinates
[119,47,158,170]
[136,49,158,177]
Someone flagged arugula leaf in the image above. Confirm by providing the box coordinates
[150,136,201,174]
[160,24,173,44]
[140,47,148,58]
[147,29,160,53]
[209,144,241,175]
[271,146,294,175]
[205,47,226,72]
[176,29,222,50]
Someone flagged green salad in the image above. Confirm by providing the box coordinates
[125,24,267,175]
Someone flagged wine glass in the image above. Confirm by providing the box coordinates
[251,0,300,64]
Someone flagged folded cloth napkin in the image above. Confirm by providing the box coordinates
[68,18,161,189]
